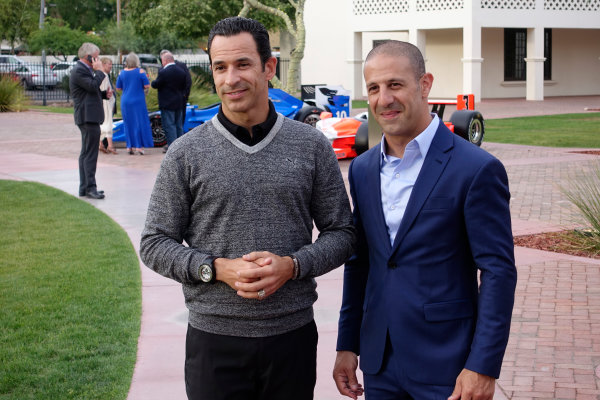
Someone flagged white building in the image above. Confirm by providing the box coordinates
[302,0,600,101]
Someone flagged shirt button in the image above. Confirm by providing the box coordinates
[395,173,400,178]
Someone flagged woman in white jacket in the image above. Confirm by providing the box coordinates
[99,57,117,154]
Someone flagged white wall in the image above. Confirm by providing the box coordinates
[547,28,600,96]
[425,29,463,99]
[302,0,350,89]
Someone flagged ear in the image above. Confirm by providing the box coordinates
[264,56,277,80]
[420,72,434,98]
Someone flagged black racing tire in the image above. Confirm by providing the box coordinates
[294,106,324,127]
[150,115,167,147]
[354,121,369,156]
[450,110,484,146]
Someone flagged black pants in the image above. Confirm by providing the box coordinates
[185,320,318,400]
[77,123,100,194]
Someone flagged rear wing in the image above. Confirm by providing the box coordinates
[428,94,475,120]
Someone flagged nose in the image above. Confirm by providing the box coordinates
[224,67,240,87]
[378,86,394,108]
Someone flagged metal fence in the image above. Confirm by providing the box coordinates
[20,58,291,105]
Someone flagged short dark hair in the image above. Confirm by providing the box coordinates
[365,40,426,81]
[207,17,272,69]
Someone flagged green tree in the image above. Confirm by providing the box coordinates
[49,0,116,32]
[239,0,305,94]
[0,0,38,52]
[28,18,103,60]
[124,0,290,47]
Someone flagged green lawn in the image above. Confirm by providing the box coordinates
[484,113,600,148]
[0,181,141,400]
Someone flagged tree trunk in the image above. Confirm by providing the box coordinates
[239,0,305,95]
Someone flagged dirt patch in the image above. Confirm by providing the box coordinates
[569,150,600,155]
[514,230,600,259]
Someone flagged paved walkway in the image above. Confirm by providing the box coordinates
[1,95,600,399]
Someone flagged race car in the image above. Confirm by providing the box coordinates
[112,87,350,147]
[317,94,485,160]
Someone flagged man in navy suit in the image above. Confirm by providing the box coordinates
[151,51,188,152]
[70,42,112,199]
[333,40,517,399]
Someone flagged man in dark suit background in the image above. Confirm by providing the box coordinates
[333,40,517,399]
[70,42,112,199]
[152,51,189,152]
[159,49,192,106]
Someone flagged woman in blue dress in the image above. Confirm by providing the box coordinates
[116,52,154,155]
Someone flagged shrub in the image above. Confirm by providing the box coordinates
[0,73,29,112]
[561,163,600,256]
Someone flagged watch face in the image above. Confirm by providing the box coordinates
[199,264,213,282]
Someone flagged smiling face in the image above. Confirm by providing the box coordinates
[364,53,433,150]
[210,32,276,129]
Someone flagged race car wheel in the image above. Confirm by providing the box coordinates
[294,106,324,127]
[450,110,484,146]
[354,121,369,156]
[151,117,167,147]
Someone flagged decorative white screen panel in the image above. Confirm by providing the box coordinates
[416,0,464,11]
[480,0,536,8]
[544,0,600,10]
[353,0,410,15]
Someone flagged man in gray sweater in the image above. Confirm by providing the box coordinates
[140,17,355,400]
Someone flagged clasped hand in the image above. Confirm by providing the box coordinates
[214,251,294,300]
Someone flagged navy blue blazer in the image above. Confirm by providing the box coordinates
[336,122,517,385]
[70,61,106,125]
[151,63,187,110]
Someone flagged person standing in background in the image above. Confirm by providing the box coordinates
[70,42,111,199]
[116,52,153,155]
[151,51,187,153]
[99,57,117,154]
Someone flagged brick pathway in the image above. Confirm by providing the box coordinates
[1,96,600,399]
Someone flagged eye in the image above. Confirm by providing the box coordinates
[367,86,378,94]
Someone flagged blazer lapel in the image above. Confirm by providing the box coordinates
[391,125,454,251]
[360,147,393,253]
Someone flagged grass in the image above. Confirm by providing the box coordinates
[0,180,141,400]
[484,113,600,148]
[28,105,73,114]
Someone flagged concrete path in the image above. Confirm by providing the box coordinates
[1,95,599,399]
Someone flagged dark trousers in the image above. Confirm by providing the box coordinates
[185,320,318,400]
[77,123,100,194]
[363,336,454,400]
[162,108,184,146]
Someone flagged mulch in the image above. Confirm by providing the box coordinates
[514,230,600,259]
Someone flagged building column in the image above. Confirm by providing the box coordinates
[347,31,364,99]
[462,23,483,102]
[525,27,545,101]
[409,28,426,59]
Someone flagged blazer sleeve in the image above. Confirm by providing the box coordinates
[463,156,517,378]
[336,158,370,354]
[72,65,104,94]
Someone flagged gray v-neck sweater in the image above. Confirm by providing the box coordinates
[140,114,355,337]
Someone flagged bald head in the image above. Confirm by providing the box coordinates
[160,51,175,66]
[365,40,425,81]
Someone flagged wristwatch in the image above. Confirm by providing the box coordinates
[198,257,216,284]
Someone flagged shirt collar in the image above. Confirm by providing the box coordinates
[217,100,277,146]
[78,59,93,73]
[164,62,175,68]
[380,113,440,163]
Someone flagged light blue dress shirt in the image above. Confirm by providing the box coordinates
[380,114,440,245]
